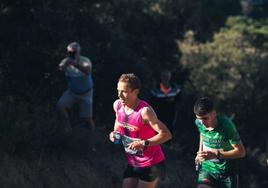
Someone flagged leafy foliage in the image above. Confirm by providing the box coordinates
[179,15,268,145]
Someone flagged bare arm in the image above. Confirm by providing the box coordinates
[197,141,246,161]
[76,61,91,75]
[195,134,204,164]
[127,106,172,151]
[141,106,172,146]
[109,100,120,142]
[219,141,246,159]
[58,58,69,71]
[198,134,203,152]
[59,58,91,75]
[70,60,91,75]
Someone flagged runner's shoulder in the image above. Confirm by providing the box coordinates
[217,115,234,126]
[113,99,121,111]
[141,105,158,122]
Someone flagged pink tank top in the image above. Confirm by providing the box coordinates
[115,99,165,167]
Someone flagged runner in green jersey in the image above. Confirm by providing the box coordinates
[193,97,246,188]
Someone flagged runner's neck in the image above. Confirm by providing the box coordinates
[124,99,140,115]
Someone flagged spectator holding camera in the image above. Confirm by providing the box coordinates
[57,42,95,134]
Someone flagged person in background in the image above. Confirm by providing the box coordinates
[57,42,95,134]
[109,73,172,188]
[150,70,181,148]
[194,97,246,188]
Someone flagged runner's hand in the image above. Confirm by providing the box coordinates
[195,153,204,164]
[109,132,115,142]
[196,151,217,161]
[128,140,144,152]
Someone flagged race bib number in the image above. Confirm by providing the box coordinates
[121,135,143,156]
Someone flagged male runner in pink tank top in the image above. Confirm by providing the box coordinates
[109,73,172,188]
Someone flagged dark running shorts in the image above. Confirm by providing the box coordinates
[123,161,166,182]
[197,169,233,188]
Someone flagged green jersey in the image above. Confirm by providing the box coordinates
[195,115,241,174]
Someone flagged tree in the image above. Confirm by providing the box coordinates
[179,15,268,140]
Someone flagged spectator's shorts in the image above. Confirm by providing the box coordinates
[123,161,166,182]
[58,89,93,118]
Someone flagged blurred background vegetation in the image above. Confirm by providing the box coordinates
[0,0,268,187]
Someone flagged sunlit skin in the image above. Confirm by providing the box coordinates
[195,110,217,130]
[117,81,139,109]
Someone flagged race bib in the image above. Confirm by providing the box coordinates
[121,135,143,156]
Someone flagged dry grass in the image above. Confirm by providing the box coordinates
[0,154,122,188]
[0,154,196,188]
[0,135,196,188]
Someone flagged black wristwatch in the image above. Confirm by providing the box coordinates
[216,151,222,160]
[143,140,150,147]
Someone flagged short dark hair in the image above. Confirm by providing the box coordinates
[118,73,141,91]
[194,97,214,116]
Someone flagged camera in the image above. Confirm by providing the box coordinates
[68,51,76,59]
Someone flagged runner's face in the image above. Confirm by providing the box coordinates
[117,81,137,106]
[196,111,216,128]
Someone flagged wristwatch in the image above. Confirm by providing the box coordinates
[143,140,150,147]
[216,151,222,160]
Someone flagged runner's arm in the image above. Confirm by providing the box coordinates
[196,141,246,161]
[109,100,120,142]
[140,106,172,146]
[195,134,204,164]
[218,141,246,159]
[198,134,203,152]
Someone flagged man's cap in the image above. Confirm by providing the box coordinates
[67,42,81,52]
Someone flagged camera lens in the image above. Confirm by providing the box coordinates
[68,51,76,59]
